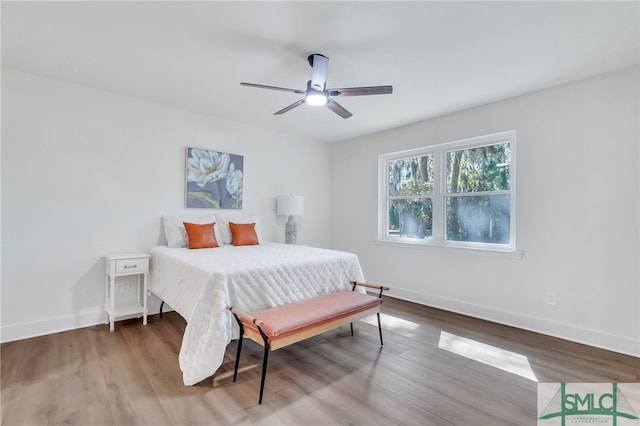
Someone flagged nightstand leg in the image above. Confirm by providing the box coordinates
[104,276,109,325]
[142,272,148,326]
[135,274,141,305]
[109,277,115,332]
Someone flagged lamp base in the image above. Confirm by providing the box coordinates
[285,215,298,244]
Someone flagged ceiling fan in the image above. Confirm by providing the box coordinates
[240,53,393,119]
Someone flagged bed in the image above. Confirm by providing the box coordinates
[148,242,365,386]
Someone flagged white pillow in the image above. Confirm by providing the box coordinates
[216,215,263,245]
[163,215,223,247]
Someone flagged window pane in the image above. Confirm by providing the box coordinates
[388,198,433,238]
[446,195,510,244]
[388,155,434,197]
[446,143,511,193]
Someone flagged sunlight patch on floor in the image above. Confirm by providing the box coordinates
[438,331,538,382]
[361,313,420,333]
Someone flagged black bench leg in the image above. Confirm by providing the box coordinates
[350,322,354,336]
[233,334,243,382]
[259,343,270,404]
[159,301,164,318]
[229,310,245,383]
[228,308,271,404]
[377,312,383,346]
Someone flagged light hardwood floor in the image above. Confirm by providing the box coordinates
[2,297,638,425]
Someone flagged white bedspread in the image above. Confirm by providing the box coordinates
[148,243,365,385]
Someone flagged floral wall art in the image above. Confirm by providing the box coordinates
[186,147,243,209]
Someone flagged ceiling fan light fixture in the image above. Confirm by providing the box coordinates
[305,92,328,106]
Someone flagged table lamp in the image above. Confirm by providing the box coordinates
[276,194,304,244]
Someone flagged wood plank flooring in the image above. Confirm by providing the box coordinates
[2,297,638,425]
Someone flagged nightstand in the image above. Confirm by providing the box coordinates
[104,253,150,332]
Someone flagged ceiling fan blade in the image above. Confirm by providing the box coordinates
[309,54,329,90]
[274,98,306,115]
[326,98,353,119]
[241,82,306,95]
[328,85,393,97]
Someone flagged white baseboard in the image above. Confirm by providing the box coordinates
[3,290,637,359]
[1,310,105,343]
[388,287,640,358]
[1,299,169,343]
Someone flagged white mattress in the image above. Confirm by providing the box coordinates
[148,243,365,385]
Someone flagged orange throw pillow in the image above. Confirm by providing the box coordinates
[229,222,259,246]
[183,222,219,249]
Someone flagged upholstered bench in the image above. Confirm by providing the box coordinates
[227,281,389,404]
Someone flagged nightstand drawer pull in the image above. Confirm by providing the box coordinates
[123,265,137,269]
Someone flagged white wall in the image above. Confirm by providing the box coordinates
[1,68,330,342]
[330,66,640,356]
[3,66,639,357]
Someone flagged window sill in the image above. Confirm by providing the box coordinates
[373,239,524,259]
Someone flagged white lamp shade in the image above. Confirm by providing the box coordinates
[277,195,304,216]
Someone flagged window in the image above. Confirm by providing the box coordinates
[387,154,434,238]
[379,131,516,251]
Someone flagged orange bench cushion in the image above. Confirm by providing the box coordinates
[243,291,381,342]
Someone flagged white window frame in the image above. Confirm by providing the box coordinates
[378,130,517,253]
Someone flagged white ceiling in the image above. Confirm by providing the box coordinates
[2,1,638,143]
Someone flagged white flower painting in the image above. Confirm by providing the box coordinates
[186,147,243,209]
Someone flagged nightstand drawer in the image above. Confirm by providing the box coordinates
[115,258,148,274]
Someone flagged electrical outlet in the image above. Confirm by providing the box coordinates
[546,291,557,306]
[120,280,130,293]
